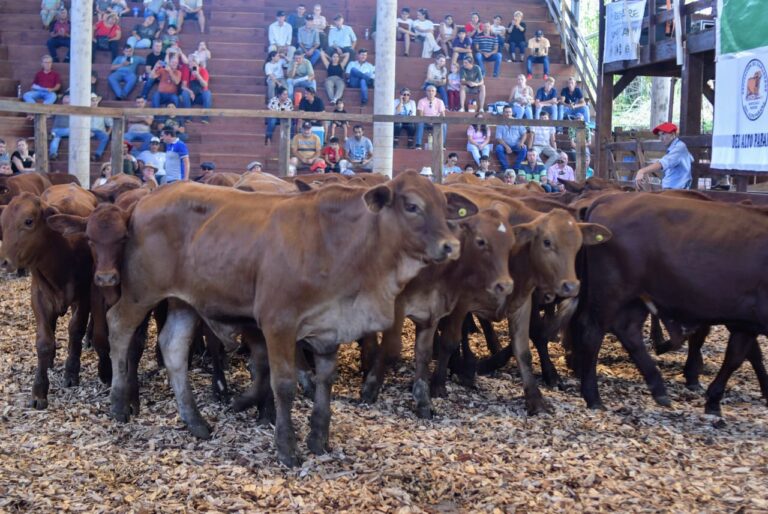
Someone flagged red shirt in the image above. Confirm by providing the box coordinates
[182,65,210,91]
[33,70,61,89]
[94,21,120,39]
[157,68,181,94]
[322,146,343,163]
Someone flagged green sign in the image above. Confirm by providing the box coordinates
[720,0,768,55]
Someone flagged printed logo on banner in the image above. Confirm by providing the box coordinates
[741,59,768,121]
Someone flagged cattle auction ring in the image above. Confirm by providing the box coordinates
[1,275,766,511]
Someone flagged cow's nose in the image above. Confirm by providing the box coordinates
[94,271,120,287]
[440,238,461,261]
[490,279,514,297]
[559,280,580,297]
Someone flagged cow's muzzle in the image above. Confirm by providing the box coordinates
[94,270,120,287]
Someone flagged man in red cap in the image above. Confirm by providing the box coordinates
[635,122,692,189]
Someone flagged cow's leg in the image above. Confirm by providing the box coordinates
[745,338,768,404]
[683,326,710,391]
[63,298,89,387]
[203,325,230,403]
[232,330,275,423]
[509,296,549,415]
[264,328,300,467]
[307,348,338,455]
[90,285,112,384]
[358,333,378,378]
[30,289,57,410]
[530,311,561,388]
[152,300,168,369]
[108,297,154,422]
[430,310,464,398]
[413,323,438,419]
[296,345,316,399]
[477,316,501,355]
[648,314,665,354]
[705,331,755,416]
[612,305,669,406]
[570,306,605,409]
[361,305,404,404]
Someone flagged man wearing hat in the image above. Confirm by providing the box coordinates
[291,121,322,170]
[137,136,167,184]
[246,161,263,173]
[200,161,215,172]
[140,161,159,184]
[526,29,550,80]
[635,122,692,189]
[268,10,295,61]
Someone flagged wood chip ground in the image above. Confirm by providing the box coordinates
[0,275,766,512]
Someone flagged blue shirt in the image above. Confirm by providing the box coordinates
[536,86,557,102]
[495,123,527,147]
[346,60,375,79]
[328,25,356,48]
[164,138,189,182]
[660,138,692,189]
[560,87,584,105]
[111,55,146,75]
[443,165,462,174]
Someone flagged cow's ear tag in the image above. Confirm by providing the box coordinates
[458,207,468,217]
[596,234,604,242]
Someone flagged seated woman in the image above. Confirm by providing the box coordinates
[465,111,492,166]
[423,54,449,106]
[437,15,455,56]
[508,73,534,119]
[412,8,440,58]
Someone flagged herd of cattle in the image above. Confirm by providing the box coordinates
[0,169,766,467]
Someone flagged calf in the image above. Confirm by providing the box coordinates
[46,172,81,186]
[0,173,51,205]
[90,174,142,203]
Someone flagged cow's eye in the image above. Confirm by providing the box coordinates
[24,218,33,227]
[543,239,552,248]
[476,237,487,248]
[404,202,420,214]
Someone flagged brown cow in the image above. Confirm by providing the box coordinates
[201,172,241,187]
[41,184,99,217]
[106,172,477,466]
[46,172,82,187]
[0,173,52,205]
[234,171,298,193]
[90,174,143,203]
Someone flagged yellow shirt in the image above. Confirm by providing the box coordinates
[528,37,550,56]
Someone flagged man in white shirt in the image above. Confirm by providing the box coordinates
[327,14,356,62]
[268,10,295,61]
[137,136,167,183]
[178,0,205,34]
[345,48,374,105]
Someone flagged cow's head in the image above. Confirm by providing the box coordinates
[364,171,478,264]
[0,176,16,207]
[513,209,612,302]
[0,193,58,271]
[47,203,133,305]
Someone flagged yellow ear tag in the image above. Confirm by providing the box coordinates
[596,234,604,242]
[458,208,468,217]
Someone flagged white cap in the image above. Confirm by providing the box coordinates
[420,167,434,177]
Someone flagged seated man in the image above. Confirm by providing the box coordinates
[140,39,166,99]
[47,9,71,63]
[530,110,559,168]
[0,161,12,176]
[327,15,357,62]
[151,56,182,107]
[473,23,502,78]
[415,85,447,149]
[526,29,550,80]
[458,56,485,112]
[343,125,373,171]
[143,0,168,27]
[291,121,323,170]
[443,152,462,174]
[124,97,154,154]
[546,151,575,191]
[90,94,113,161]
[451,28,473,65]
[22,55,61,105]
[518,148,546,182]
[345,49,374,106]
[534,76,559,120]
[137,136,167,183]
[127,14,160,48]
[48,95,70,160]
[287,52,317,97]
[559,76,590,123]
[180,54,212,123]
[393,88,416,148]
[178,0,206,34]
[494,105,530,170]
[268,11,295,61]
[297,15,321,66]
[265,87,293,145]
[108,45,146,100]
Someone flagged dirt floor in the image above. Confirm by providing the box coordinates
[0,275,767,513]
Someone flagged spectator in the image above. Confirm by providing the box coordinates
[108,46,146,100]
[297,15,321,66]
[178,0,205,33]
[568,112,592,155]
[539,172,555,192]
[140,162,159,184]
[438,15,455,56]
[423,54,449,106]
[518,148,546,182]
[93,13,121,62]
[291,121,322,169]
[475,154,493,179]
[490,15,506,52]
[268,11,296,61]
[140,40,165,99]
[180,53,212,123]
[534,76,559,120]
[265,87,293,145]
[48,95,69,160]
[393,87,416,148]
[320,50,347,104]
[464,12,481,38]
[466,111,492,166]
[343,125,373,171]
[265,50,288,102]
[94,162,112,186]
[298,87,325,139]
[161,127,190,182]
[397,8,415,57]
[143,0,168,27]
[151,56,181,107]
[11,139,35,174]
[287,52,317,96]
[161,24,180,51]
[189,41,211,68]
[345,48,374,106]
[321,137,344,172]
[124,97,155,153]
[0,162,12,176]
[22,55,61,105]
[506,11,526,62]
[246,160,263,173]
[329,100,348,141]
[413,9,440,59]
[155,103,188,141]
[451,27,473,65]
[464,163,475,173]
[459,56,485,112]
[41,0,62,29]
[107,0,129,18]
[308,4,328,49]
[443,152,462,174]
[494,105,530,170]
[474,23,502,78]
[287,5,307,42]
[122,141,139,175]
[127,14,160,49]
[547,152,575,190]
[526,29,550,80]
[95,0,111,21]
[415,85,446,150]
[0,139,10,164]
[508,73,534,119]
[446,61,461,111]
[137,136,167,183]
[327,15,356,62]
[90,94,113,161]
[530,110,559,168]
[47,9,71,63]
[559,76,590,122]
[162,0,179,28]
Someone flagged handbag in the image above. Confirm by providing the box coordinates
[96,36,110,50]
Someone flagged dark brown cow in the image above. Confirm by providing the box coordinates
[46,172,82,186]
[570,192,768,414]
[90,174,143,203]
[0,191,110,409]
[107,172,477,466]
[0,173,52,205]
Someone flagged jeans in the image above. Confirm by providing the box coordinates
[266,118,280,139]
[91,130,110,157]
[347,68,373,104]
[475,52,502,77]
[535,104,559,120]
[266,77,286,101]
[423,82,449,106]
[533,145,560,168]
[47,36,70,61]
[508,40,526,57]
[152,91,179,108]
[394,122,415,145]
[526,55,550,75]
[93,40,119,61]
[415,123,447,148]
[495,143,527,170]
[145,9,167,22]
[180,89,212,121]
[126,36,152,48]
[559,105,591,123]
[324,76,345,102]
[108,71,138,99]
[49,127,69,156]
[287,78,317,97]
[512,104,534,119]
[124,130,153,153]
[298,49,321,66]
[23,89,57,104]
[467,142,492,165]
[140,78,158,99]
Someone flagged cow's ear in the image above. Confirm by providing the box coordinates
[46,214,87,236]
[122,203,137,223]
[559,178,584,194]
[444,192,478,220]
[294,178,313,192]
[363,184,393,212]
[512,221,537,246]
[42,204,60,220]
[579,222,612,245]
[0,186,8,196]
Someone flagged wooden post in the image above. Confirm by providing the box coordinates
[735,174,748,193]
[110,116,124,176]
[680,53,704,136]
[575,126,586,180]
[34,114,49,174]
[432,122,444,183]
[278,121,291,176]
[595,0,613,179]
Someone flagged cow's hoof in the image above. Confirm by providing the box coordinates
[231,394,257,413]
[98,365,112,384]
[685,382,704,393]
[277,450,302,468]
[415,404,434,420]
[306,432,330,455]
[360,380,380,405]
[188,420,212,440]
[298,371,316,399]
[587,401,606,411]
[63,374,80,388]
[526,396,550,416]
[211,383,231,404]
[112,409,130,423]
[654,394,672,407]
[28,397,48,410]
[704,404,722,417]
[430,382,448,398]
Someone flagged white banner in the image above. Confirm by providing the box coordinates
[711,53,768,170]
[603,0,647,63]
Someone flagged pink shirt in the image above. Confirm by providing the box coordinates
[417,97,446,116]
[467,125,488,145]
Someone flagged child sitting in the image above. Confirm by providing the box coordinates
[321,136,345,172]
[329,100,348,141]
[446,61,461,111]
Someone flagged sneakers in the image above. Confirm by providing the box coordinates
[526,74,533,80]
[543,74,549,80]
[458,108,465,112]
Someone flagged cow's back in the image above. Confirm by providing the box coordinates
[42,184,98,217]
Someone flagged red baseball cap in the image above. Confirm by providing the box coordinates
[652,122,678,135]
[310,160,327,172]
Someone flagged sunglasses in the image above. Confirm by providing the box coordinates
[402,93,410,96]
